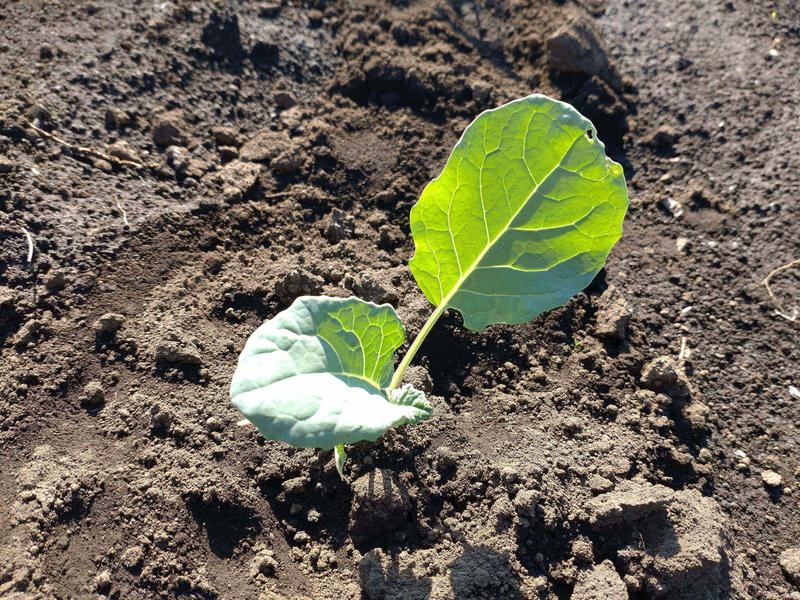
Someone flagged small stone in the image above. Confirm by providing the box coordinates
[94,313,126,335]
[218,145,238,161]
[761,470,783,488]
[39,43,55,60]
[349,469,411,547]
[546,18,620,89]
[272,145,306,175]
[323,208,355,243]
[94,569,112,593]
[43,269,67,292]
[0,155,15,174]
[81,380,105,408]
[13,317,50,348]
[274,91,297,109]
[594,285,632,341]
[211,126,241,147]
[165,145,188,172]
[152,110,189,147]
[307,9,323,27]
[259,2,282,18]
[155,338,203,367]
[28,103,52,122]
[121,545,144,570]
[205,416,224,432]
[647,125,678,149]
[107,140,140,163]
[659,197,684,218]
[779,547,800,587]
[588,474,614,495]
[105,107,131,130]
[252,548,278,576]
[676,237,690,253]
[95,158,113,172]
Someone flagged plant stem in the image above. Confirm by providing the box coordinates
[334,444,348,481]
[388,302,447,391]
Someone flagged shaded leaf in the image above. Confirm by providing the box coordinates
[230,296,430,450]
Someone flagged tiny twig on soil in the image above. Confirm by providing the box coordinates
[678,336,690,364]
[27,121,150,171]
[20,226,34,263]
[115,195,130,227]
[762,258,800,322]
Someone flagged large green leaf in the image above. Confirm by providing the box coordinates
[230,296,431,450]
[409,94,628,331]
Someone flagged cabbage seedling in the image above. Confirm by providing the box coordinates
[230,94,628,477]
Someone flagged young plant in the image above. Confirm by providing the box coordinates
[230,94,628,477]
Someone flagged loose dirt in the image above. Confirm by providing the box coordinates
[1,1,798,599]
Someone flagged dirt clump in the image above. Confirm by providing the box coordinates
[275,268,325,304]
[616,490,743,599]
[546,16,621,90]
[572,560,627,600]
[594,284,632,341]
[780,548,800,588]
[640,355,692,400]
[151,109,190,147]
[585,480,675,530]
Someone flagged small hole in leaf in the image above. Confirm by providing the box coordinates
[586,129,594,140]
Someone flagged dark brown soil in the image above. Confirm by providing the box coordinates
[1,1,799,599]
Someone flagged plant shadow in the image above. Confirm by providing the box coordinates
[358,543,525,599]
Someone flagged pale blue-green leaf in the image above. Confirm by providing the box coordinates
[230,296,431,450]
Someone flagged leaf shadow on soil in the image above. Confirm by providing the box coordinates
[438,1,523,82]
[185,497,263,559]
[358,543,525,600]
[449,545,525,599]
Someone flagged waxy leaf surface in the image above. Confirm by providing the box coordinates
[409,94,628,330]
[230,296,431,450]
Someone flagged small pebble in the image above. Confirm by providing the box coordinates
[761,470,783,488]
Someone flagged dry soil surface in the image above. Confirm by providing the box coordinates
[1,1,799,599]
